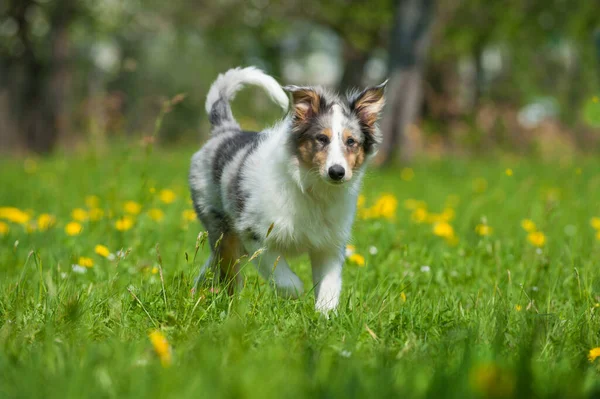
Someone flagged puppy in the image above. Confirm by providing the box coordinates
[189,67,386,313]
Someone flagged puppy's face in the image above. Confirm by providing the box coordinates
[286,83,386,185]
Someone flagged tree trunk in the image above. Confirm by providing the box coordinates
[339,42,371,92]
[377,0,436,165]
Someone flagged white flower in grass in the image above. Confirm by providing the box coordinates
[369,246,378,255]
[420,265,431,273]
[71,264,87,274]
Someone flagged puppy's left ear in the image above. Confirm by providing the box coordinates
[350,80,387,132]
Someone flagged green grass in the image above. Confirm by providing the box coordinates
[2,145,600,398]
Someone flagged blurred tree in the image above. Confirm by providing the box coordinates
[377,0,436,165]
[0,0,81,152]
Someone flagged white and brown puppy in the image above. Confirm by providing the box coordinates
[189,67,386,313]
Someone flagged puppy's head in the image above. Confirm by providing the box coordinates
[284,82,386,186]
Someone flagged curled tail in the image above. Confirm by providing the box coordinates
[205,67,289,131]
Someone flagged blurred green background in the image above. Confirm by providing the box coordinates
[1,0,599,161]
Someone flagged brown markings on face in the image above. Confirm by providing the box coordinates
[343,129,365,172]
[296,128,331,173]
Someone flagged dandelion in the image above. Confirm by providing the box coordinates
[78,257,94,268]
[400,292,407,302]
[591,217,600,230]
[71,208,88,222]
[159,189,177,204]
[0,221,9,236]
[400,167,414,181]
[345,244,356,257]
[589,347,600,362]
[37,214,56,231]
[149,330,172,367]
[521,219,537,233]
[95,244,110,258]
[371,194,398,220]
[182,209,196,222]
[357,195,366,209]
[65,222,83,236]
[420,265,431,273]
[85,195,100,208]
[527,231,546,247]
[0,207,30,224]
[596,231,600,241]
[152,266,159,274]
[475,224,493,236]
[505,168,513,176]
[515,304,522,311]
[593,96,599,103]
[348,253,365,267]
[148,208,165,222]
[115,216,134,231]
[124,201,142,215]
[433,222,454,238]
[411,207,428,224]
[88,208,104,221]
[369,246,378,255]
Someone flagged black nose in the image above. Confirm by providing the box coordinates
[328,165,345,181]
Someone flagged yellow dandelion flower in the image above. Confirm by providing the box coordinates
[521,219,537,233]
[348,253,366,267]
[593,96,599,104]
[65,222,83,236]
[149,330,172,367]
[95,245,110,258]
[400,167,414,181]
[115,216,134,231]
[591,217,600,230]
[433,222,455,238]
[475,224,493,236]
[357,194,366,209]
[0,221,8,236]
[182,209,196,222]
[0,207,31,224]
[88,208,104,221]
[472,177,488,193]
[85,195,100,208]
[159,189,177,204]
[372,194,398,220]
[37,214,56,231]
[596,231,600,241]
[400,292,407,303]
[124,201,142,215]
[79,256,94,268]
[411,207,428,224]
[505,168,513,176]
[588,347,600,362]
[148,208,165,222]
[152,266,159,274]
[149,187,156,194]
[515,304,522,311]
[527,231,546,247]
[71,208,88,222]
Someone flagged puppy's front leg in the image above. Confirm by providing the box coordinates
[310,250,344,314]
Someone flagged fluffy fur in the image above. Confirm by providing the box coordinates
[189,66,386,313]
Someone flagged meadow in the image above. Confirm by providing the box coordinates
[1,143,600,398]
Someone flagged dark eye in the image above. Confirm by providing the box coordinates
[346,137,356,146]
[316,134,330,145]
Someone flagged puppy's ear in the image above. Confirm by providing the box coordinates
[350,80,387,132]
[283,86,321,126]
